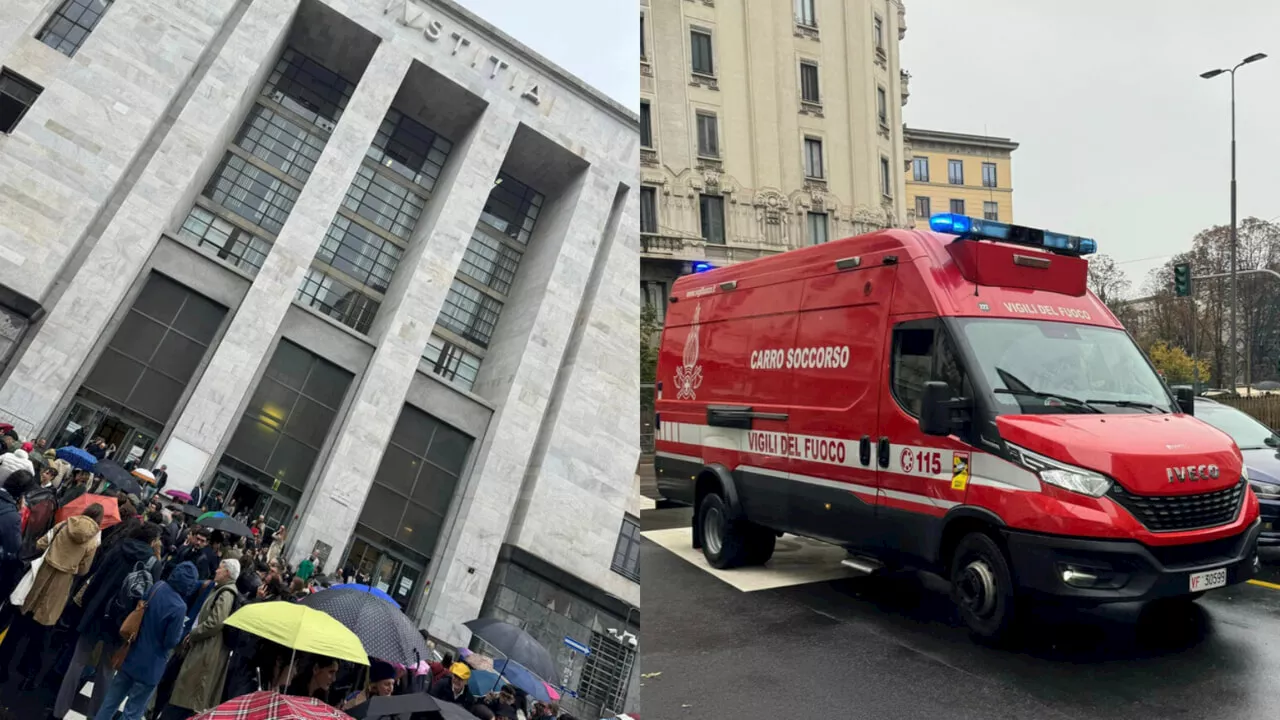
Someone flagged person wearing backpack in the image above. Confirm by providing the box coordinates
[19,465,59,558]
[50,523,162,720]
[89,561,198,720]
[160,559,240,719]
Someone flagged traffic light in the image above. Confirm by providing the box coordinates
[1173,263,1192,297]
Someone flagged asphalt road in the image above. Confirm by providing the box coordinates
[641,506,1280,720]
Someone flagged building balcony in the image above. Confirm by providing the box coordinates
[640,233,791,265]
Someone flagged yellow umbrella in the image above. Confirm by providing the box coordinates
[225,601,368,666]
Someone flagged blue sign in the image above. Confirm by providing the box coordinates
[563,636,591,655]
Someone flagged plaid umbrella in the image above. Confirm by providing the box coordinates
[191,690,353,719]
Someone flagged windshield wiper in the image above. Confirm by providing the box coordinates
[1084,399,1168,413]
[993,367,1104,413]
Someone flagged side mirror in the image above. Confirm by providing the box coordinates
[920,381,960,436]
[1174,386,1195,415]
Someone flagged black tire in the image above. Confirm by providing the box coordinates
[698,493,754,569]
[744,528,777,566]
[950,532,1020,642]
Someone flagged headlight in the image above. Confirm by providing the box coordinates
[1249,481,1280,499]
[1006,442,1113,498]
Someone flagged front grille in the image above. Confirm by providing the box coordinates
[1108,479,1245,533]
[1145,530,1246,568]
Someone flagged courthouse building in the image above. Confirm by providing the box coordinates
[0,0,639,714]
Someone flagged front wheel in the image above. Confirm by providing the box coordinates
[950,532,1020,642]
[699,493,773,569]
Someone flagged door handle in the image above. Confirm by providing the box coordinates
[877,437,890,468]
[859,435,871,466]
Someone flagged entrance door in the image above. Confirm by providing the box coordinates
[344,536,425,611]
[118,428,156,466]
[53,401,105,449]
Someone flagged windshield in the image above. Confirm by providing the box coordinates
[1196,402,1276,450]
[957,318,1176,415]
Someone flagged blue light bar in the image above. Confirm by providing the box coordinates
[928,213,1096,256]
[693,261,715,273]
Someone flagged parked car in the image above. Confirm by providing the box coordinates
[1196,398,1280,545]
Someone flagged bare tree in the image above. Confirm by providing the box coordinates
[1086,254,1130,309]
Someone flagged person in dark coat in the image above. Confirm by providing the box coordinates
[165,527,213,581]
[91,561,199,720]
[52,524,163,720]
[429,662,476,708]
[0,470,35,628]
[188,484,204,509]
[19,465,59,557]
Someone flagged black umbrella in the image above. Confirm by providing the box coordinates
[463,618,556,682]
[95,459,142,495]
[170,503,202,518]
[197,513,254,538]
[345,692,441,719]
[299,588,430,665]
[430,700,479,720]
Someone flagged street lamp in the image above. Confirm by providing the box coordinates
[1201,51,1267,393]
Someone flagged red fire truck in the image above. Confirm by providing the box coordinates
[653,213,1261,640]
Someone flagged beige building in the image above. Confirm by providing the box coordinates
[904,127,1018,228]
[640,0,910,316]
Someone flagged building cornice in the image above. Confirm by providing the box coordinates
[904,126,1019,152]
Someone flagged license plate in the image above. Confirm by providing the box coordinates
[1189,567,1228,592]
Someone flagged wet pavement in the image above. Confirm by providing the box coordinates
[640,506,1280,720]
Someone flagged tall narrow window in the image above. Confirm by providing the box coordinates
[611,517,641,581]
[807,212,829,245]
[795,0,817,27]
[880,157,892,197]
[877,87,888,125]
[915,196,931,219]
[640,187,658,234]
[912,157,929,182]
[695,111,719,158]
[640,101,653,148]
[38,0,114,56]
[983,201,999,221]
[699,194,725,244]
[982,162,998,188]
[804,137,824,179]
[690,30,714,75]
[0,69,42,134]
[640,14,647,59]
[948,159,964,185]
[950,199,965,215]
[874,15,884,50]
[800,62,821,103]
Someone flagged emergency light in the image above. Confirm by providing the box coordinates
[692,261,715,273]
[929,213,1097,257]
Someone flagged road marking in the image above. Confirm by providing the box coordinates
[1248,579,1280,590]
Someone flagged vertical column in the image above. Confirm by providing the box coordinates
[421,166,618,646]
[158,43,413,489]
[289,109,518,564]
[0,0,298,440]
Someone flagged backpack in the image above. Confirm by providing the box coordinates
[104,555,157,634]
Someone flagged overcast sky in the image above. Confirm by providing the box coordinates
[901,0,1280,297]
[452,0,638,111]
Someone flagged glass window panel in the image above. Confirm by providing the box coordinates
[133,275,186,324]
[171,292,226,344]
[225,414,281,471]
[235,104,325,183]
[126,369,184,423]
[425,424,471,476]
[690,30,713,75]
[423,335,481,391]
[0,69,42,133]
[479,172,544,244]
[343,165,425,239]
[265,340,313,390]
[358,484,405,539]
[458,230,521,296]
[265,434,318,490]
[301,357,351,409]
[410,463,460,516]
[390,407,437,455]
[375,444,419,497]
[151,329,205,381]
[639,102,652,148]
[243,379,296,433]
[262,48,354,129]
[438,280,502,347]
[205,153,299,235]
[296,266,381,334]
[319,215,404,292]
[83,348,144,403]
[368,109,453,192]
[398,503,444,558]
[283,395,336,449]
[107,311,166,360]
[37,0,113,56]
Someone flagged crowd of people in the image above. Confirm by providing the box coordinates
[0,427,583,720]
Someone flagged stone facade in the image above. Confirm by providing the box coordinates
[0,0,639,710]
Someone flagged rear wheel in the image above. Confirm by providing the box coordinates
[699,493,774,568]
[950,532,1020,642]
